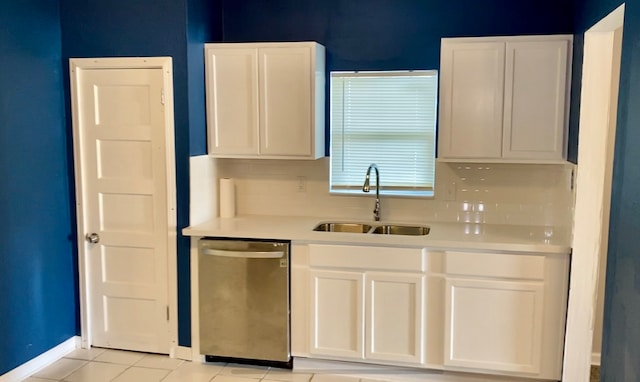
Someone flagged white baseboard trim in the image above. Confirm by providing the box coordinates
[172,346,193,361]
[592,352,601,366]
[0,336,79,382]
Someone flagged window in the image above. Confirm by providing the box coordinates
[330,71,438,197]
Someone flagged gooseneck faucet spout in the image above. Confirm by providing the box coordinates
[362,164,381,221]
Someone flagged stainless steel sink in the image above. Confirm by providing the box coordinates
[313,222,374,233]
[312,222,430,236]
[371,224,430,236]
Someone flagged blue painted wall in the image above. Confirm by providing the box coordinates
[0,1,77,375]
[221,0,574,71]
[184,0,224,344]
[59,0,222,347]
[188,0,223,154]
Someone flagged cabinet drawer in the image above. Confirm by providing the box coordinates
[445,251,544,280]
[309,244,426,272]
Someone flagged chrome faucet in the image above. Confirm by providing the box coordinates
[362,163,381,221]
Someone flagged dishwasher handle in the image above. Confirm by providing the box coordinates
[201,248,285,259]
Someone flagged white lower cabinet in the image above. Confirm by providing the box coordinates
[292,244,569,381]
[306,244,426,366]
[443,251,569,380]
[310,269,365,359]
[309,269,426,365]
[366,272,424,364]
[444,278,544,374]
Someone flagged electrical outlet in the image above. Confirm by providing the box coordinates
[570,167,576,191]
[296,176,307,193]
[442,181,457,201]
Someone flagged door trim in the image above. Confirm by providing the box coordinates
[563,4,624,380]
[69,57,178,354]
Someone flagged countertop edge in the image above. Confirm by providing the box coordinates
[182,216,572,255]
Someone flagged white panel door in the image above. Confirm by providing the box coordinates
[259,46,312,156]
[310,269,364,360]
[75,67,170,353]
[365,272,425,365]
[503,40,569,159]
[439,41,505,158]
[206,47,259,155]
[444,278,544,374]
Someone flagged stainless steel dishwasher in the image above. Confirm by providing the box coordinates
[198,238,291,367]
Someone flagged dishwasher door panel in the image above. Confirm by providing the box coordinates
[199,239,290,363]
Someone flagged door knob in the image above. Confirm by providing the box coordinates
[85,232,100,244]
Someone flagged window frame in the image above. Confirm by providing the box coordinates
[329,70,438,198]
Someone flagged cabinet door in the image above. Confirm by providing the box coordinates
[439,41,505,159]
[259,47,312,156]
[365,272,425,365]
[444,278,544,374]
[503,40,569,160]
[205,47,259,155]
[310,270,364,360]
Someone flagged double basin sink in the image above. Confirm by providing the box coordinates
[313,222,430,236]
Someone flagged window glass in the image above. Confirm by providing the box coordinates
[330,71,438,197]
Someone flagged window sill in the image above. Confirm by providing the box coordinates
[329,189,434,199]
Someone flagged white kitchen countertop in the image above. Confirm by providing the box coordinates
[182,215,571,254]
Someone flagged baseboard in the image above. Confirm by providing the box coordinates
[172,346,193,361]
[0,336,79,382]
[592,352,601,366]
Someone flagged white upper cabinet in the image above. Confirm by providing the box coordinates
[503,40,569,159]
[206,47,259,156]
[439,41,506,159]
[438,35,572,162]
[205,42,325,159]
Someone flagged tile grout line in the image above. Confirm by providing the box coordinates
[32,354,383,382]
[109,361,132,382]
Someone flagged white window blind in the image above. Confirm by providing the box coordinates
[330,71,438,197]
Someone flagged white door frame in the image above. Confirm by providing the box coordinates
[69,57,178,355]
[563,5,624,380]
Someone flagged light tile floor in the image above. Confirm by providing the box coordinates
[22,348,570,382]
[23,348,315,382]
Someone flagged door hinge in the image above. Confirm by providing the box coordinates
[166,306,170,321]
[161,88,165,105]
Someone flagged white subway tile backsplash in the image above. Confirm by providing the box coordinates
[211,158,575,228]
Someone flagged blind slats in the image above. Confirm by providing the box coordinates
[330,71,438,196]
